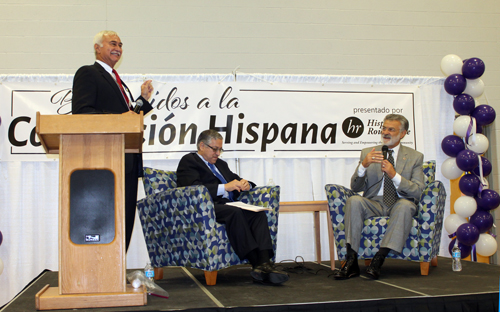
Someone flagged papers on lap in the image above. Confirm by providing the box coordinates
[226,201,272,212]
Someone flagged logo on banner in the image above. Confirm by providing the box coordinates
[342,117,364,138]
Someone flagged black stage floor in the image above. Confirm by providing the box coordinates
[2,257,499,312]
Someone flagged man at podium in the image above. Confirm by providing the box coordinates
[71,30,154,250]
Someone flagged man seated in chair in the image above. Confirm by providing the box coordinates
[176,129,289,285]
[334,114,425,280]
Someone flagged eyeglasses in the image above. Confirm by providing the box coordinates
[205,143,224,153]
[382,127,400,133]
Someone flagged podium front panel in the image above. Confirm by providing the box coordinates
[59,134,126,295]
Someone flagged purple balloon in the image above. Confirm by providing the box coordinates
[0,230,2,246]
[469,210,494,233]
[472,105,496,126]
[448,238,472,259]
[459,174,481,197]
[444,74,467,96]
[456,149,479,172]
[476,124,483,134]
[473,157,492,177]
[476,189,500,211]
[453,94,476,115]
[462,58,485,80]
[441,135,465,157]
[456,223,480,246]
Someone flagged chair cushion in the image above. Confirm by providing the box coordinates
[143,167,177,197]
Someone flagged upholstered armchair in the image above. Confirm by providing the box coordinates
[325,161,447,275]
[136,167,281,285]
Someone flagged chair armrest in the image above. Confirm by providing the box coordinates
[416,180,447,230]
[239,186,280,209]
[415,180,447,258]
[239,185,280,224]
[325,184,358,219]
[137,185,217,267]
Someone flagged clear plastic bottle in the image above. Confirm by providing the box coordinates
[144,262,155,281]
[268,178,275,186]
[452,241,462,272]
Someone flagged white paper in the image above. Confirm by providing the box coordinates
[225,201,272,212]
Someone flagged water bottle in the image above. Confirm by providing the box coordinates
[144,262,155,281]
[452,241,462,272]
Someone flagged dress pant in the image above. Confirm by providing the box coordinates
[124,153,140,251]
[344,195,417,254]
[214,202,274,260]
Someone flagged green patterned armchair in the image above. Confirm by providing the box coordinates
[136,167,281,285]
[325,161,447,275]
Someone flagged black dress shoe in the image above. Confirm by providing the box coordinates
[250,262,289,285]
[333,256,360,280]
[366,254,385,280]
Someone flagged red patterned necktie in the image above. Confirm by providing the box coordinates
[112,69,131,110]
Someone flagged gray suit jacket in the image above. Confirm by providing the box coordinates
[350,144,425,203]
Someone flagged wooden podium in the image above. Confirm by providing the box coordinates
[34,112,147,310]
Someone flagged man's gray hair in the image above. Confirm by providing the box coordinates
[93,30,119,56]
[384,114,409,132]
[197,129,223,150]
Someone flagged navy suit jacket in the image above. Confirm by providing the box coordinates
[176,152,255,203]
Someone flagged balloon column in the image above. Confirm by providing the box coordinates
[441,54,498,260]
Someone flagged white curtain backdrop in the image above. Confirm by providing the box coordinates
[0,74,453,307]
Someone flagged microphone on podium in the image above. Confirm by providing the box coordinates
[382,145,388,160]
[133,99,143,113]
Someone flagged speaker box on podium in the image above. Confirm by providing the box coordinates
[34,112,147,310]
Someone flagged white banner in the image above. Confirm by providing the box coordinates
[0,76,422,161]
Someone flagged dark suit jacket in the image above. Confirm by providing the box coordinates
[176,152,255,203]
[71,62,153,176]
[350,144,425,203]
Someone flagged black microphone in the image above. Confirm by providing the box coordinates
[382,145,388,160]
[133,99,143,113]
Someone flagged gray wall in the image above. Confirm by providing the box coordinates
[1,0,500,258]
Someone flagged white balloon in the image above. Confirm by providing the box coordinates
[454,196,477,218]
[476,233,498,257]
[467,133,489,154]
[464,78,485,98]
[441,157,464,180]
[441,54,463,76]
[453,115,472,138]
[0,257,3,275]
[444,213,467,234]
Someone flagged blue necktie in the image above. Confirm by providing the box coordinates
[207,163,233,201]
